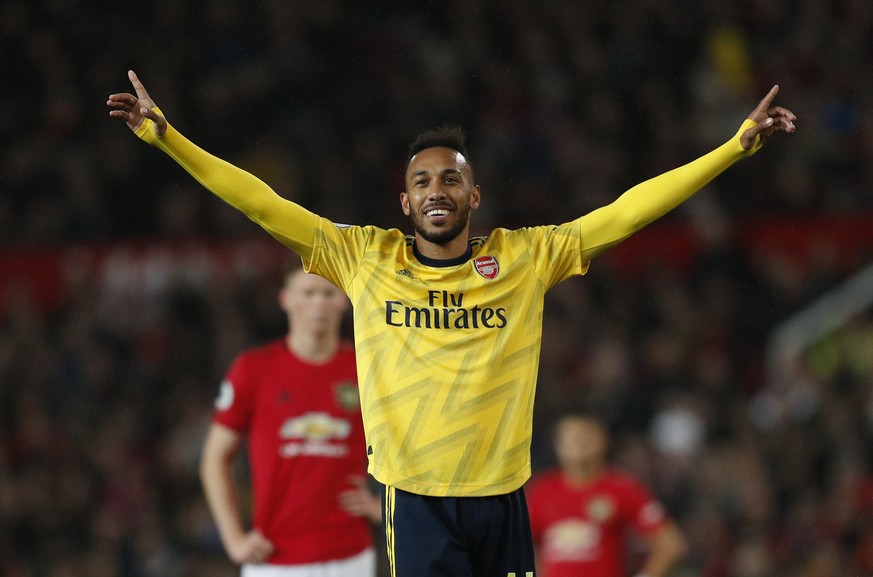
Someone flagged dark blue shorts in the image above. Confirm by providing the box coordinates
[381,485,535,577]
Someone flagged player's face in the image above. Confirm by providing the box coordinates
[280,271,349,336]
[554,417,608,469]
[401,147,480,245]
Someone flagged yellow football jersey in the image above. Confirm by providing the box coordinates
[306,218,588,496]
[137,112,758,496]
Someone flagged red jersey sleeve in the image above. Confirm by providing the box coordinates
[212,353,257,432]
[618,474,668,536]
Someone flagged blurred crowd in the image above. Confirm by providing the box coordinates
[2,0,873,576]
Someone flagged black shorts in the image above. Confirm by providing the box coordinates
[381,485,535,577]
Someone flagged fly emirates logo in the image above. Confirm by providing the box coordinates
[385,290,507,329]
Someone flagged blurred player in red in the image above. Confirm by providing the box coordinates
[526,413,688,577]
[199,263,381,577]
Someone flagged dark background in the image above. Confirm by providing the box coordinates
[2,1,873,576]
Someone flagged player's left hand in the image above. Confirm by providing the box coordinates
[740,84,796,150]
[107,70,167,136]
[338,475,382,523]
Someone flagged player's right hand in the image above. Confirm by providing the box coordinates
[227,529,275,564]
[339,475,383,523]
[740,84,796,150]
[107,70,167,136]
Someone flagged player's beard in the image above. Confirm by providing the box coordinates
[410,204,472,245]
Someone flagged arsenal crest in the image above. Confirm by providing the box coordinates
[473,256,499,280]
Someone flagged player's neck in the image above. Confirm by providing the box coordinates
[414,232,471,261]
[562,462,603,486]
[286,331,339,364]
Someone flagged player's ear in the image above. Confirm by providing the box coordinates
[400,191,411,216]
[470,185,481,210]
[278,287,290,312]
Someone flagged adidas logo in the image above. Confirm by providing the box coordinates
[396,269,414,279]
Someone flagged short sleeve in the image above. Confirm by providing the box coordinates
[620,476,668,536]
[211,354,256,432]
[522,220,589,290]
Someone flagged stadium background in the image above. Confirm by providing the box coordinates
[2,1,873,576]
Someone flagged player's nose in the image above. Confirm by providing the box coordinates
[426,182,447,199]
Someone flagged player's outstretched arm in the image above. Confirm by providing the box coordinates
[577,85,796,262]
[107,70,318,260]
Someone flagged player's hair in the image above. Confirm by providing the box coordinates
[280,257,305,285]
[552,408,610,436]
[406,125,471,167]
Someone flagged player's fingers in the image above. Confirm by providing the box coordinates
[776,120,796,133]
[338,491,360,507]
[128,69,152,101]
[107,93,137,107]
[740,117,773,149]
[106,102,130,113]
[243,532,273,562]
[252,530,275,550]
[256,539,275,559]
[750,85,779,118]
[338,489,354,501]
[139,106,168,136]
[141,106,164,123]
[768,106,797,121]
[767,115,795,133]
[245,547,269,564]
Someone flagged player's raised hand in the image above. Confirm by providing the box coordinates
[740,85,796,150]
[106,70,167,136]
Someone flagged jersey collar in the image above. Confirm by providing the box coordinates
[412,241,473,268]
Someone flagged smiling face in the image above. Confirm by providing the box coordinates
[401,147,480,252]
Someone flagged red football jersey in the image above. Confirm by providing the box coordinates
[213,340,371,565]
[526,470,667,577]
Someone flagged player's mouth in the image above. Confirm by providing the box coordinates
[423,205,454,224]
